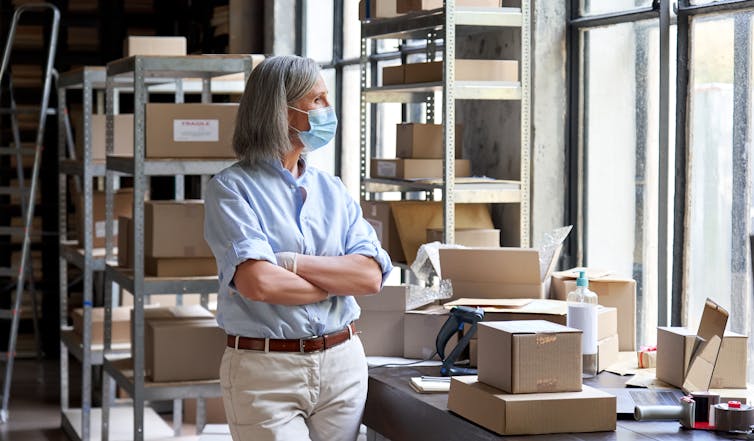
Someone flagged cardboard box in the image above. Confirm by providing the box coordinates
[356,310,405,357]
[72,306,131,346]
[597,333,619,372]
[426,228,499,247]
[403,304,457,359]
[124,36,187,56]
[70,113,133,161]
[439,247,561,299]
[77,189,133,248]
[656,327,747,389]
[382,65,404,85]
[404,59,518,84]
[147,319,226,382]
[477,320,582,394]
[551,268,637,351]
[144,200,212,258]
[121,291,218,309]
[597,305,617,341]
[355,285,410,311]
[396,123,463,159]
[184,397,226,424]
[117,216,131,268]
[390,201,494,264]
[360,201,406,263]
[448,377,616,435]
[397,0,501,13]
[370,158,471,180]
[145,103,238,158]
[145,257,217,277]
[359,0,399,20]
[448,299,568,329]
[469,338,478,367]
[132,305,215,361]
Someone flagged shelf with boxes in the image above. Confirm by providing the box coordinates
[100,53,259,441]
[359,0,531,254]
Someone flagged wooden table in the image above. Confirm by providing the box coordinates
[363,366,737,441]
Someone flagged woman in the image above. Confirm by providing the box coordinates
[204,55,392,441]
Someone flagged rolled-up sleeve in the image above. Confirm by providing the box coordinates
[342,191,393,285]
[204,176,276,295]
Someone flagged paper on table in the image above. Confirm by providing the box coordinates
[409,376,451,393]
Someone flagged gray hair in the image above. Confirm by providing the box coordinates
[233,55,320,165]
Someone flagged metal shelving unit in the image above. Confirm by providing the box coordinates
[359,1,531,247]
[101,54,254,441]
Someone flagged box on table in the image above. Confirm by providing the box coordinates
[390,201,494,264]
[448,377,616,435]
[144,200,213,258]
[404,59,518,84]
[145,257,217,277]
[439,246,562,299]
[396,123,463,159]
[124,36,187,56]
[403,304,458,359]
[551,268,636,351]
[397,0,501,13]
[370,158,471,179]
[597,333,619,372]
[360,200,406,263]
[356,285,411,311]
[77,189,133,249]
[656,327,748,389]
[145,103,238,158]
[449,298,568,328]
[184,397,226,424]
[117,216,131,268]
[382,65,404,85]
[477,320,582,394]
[147,319,226,382]
[426,228,499,247]
[357,310,405,357]
[72,306,131,346]
[597,305,617,341]
[70,113,133,161]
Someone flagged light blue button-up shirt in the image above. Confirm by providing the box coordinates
[204,158,393,339]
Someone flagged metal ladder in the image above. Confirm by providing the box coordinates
[0,2,59,423]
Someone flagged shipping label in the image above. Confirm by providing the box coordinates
[173,119,219,142]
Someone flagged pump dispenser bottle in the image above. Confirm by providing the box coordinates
[566,271,598,378]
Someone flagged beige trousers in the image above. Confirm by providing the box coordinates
[220,335,368,441]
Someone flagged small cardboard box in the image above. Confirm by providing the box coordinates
[360,200,406,263]
[404,59,518,84]
[356,310,405,357]
[477,320,582,394]
[124,36,187,56]
[396,123,463,159]
[72,306,131,346]
[597,333,619,372]
[551,268,637,351]
[355,285,410,311]
[359,0,400,20]
[403,304,458,359]
[382,65,404,85]
[71,113,133,161]
[145,103,238,158]
[117,216,131,268]
[147,319,226,382]
[448,377,617,435]
[426,228,499,247]
[144,200,212,258]
[144,257,217,277]
[184,397,226,424]
[397,0,501,13]
[439,247,561,299]
[132,305,215,361]
[656,327,747,389]
[370,158,471,180]
[77,189,133,249]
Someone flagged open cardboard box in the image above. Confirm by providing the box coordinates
[679,298,729,394]
[439,244,562,299]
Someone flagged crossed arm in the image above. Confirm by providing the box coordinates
[232,254,382,306]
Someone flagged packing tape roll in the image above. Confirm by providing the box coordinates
[713,402,754,433]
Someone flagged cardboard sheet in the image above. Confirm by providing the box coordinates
[682,299,729,394]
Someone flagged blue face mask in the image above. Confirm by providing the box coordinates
[289,105,338,152]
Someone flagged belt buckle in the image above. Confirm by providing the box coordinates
[299,335,320,353]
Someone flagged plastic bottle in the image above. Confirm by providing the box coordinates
[566,270,598,378]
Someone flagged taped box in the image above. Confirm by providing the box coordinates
[370,158,471,180]
[396,123,463,159]
[124,36,187,56]
[144,200,213,258]
[145,103,237,158]
[477,320,582,394]
[448,377,616,435]
[147,319,225,382]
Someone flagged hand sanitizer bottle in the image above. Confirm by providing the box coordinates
[567,270,598,378]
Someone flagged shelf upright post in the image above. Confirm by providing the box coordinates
[443,0,457,245]
[57,75,69,423]
[520,0,531,247]
[360,22,369,202]
[102,72,116,441]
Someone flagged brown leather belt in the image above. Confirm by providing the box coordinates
[227,322,356,353]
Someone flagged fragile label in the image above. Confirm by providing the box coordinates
[173,119,219,142]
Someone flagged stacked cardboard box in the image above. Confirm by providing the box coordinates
[359,0,503,21]
[448,320,616,435]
